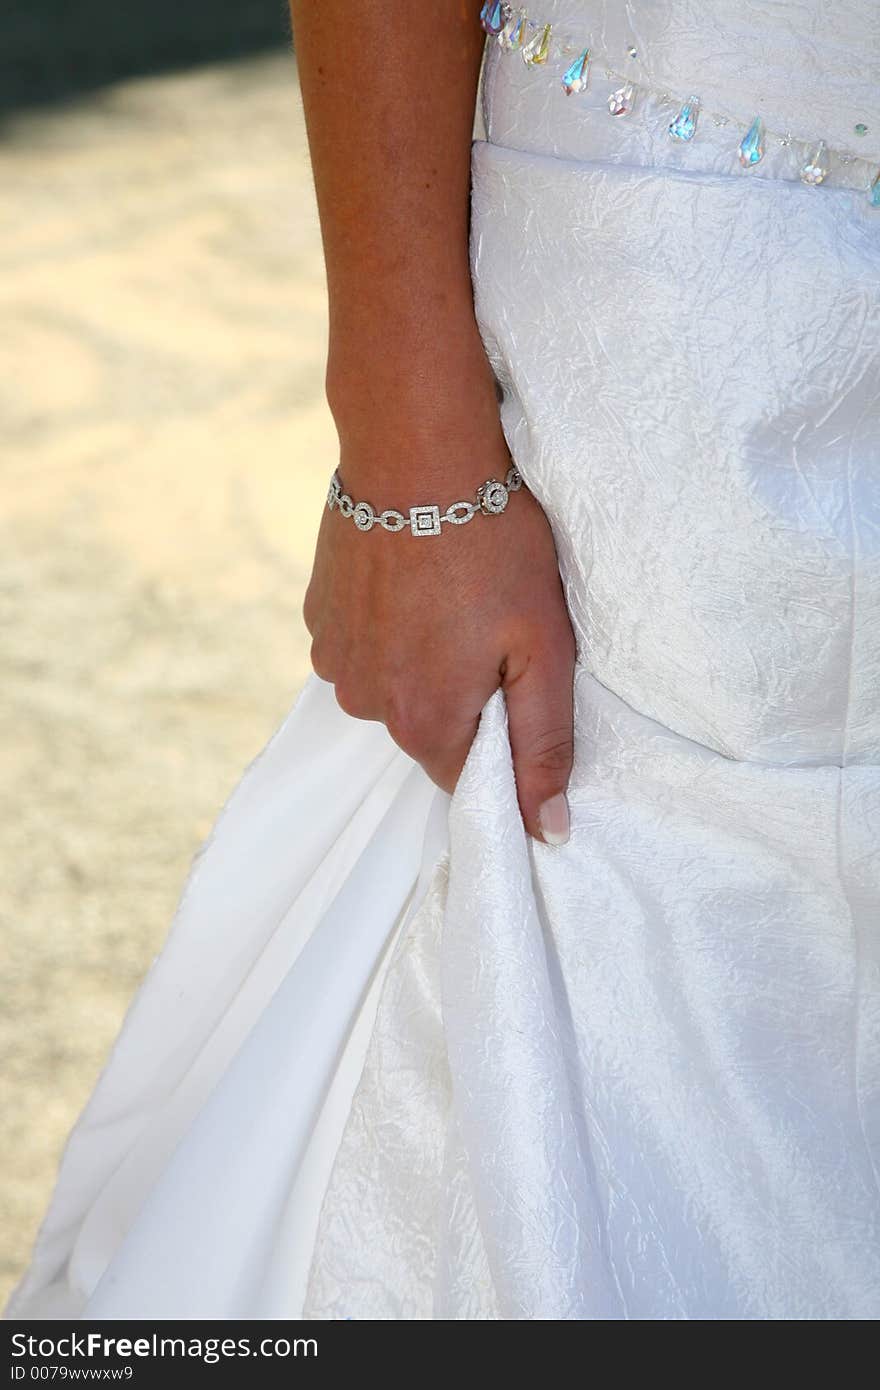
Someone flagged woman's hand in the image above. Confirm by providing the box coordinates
[305,350,576,847]
[289,6,573,840]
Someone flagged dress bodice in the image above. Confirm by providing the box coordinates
[503,0,880,165]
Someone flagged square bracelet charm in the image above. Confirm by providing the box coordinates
[409,505,442,537]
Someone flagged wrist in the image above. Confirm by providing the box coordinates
[328,462,524,537]
[326,310,497,418]
[326,329,505,486]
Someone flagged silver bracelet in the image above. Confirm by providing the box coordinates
[326,465,524,537]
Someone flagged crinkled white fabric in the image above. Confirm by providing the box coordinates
[8,1,880,1322]
[475,26,880,767]
[304,673,880,1320]
[534,0,880,164]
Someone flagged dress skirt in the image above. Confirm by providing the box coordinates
[7,8,880,1320]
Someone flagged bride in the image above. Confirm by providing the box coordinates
[8,0,880,1320]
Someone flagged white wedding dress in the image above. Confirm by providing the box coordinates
[9,0,880,1320]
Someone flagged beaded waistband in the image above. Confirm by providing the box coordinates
[479,3,880,207]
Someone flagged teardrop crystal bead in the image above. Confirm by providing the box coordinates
[522,22,552,65]
[499,9,526,50]
[869,170,880,207]
[800,140,830,185]
[738,116,766,167]
[480,1,505,35]
[561,47,591,94]
[608,82,635,116]
[668,96,700,141]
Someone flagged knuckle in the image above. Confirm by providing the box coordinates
[527,728,574,775]
[302,580,322,637]
[309,635,333,682]
[332,677,366,720]
[384,692,433,755]
[302,593,315,636]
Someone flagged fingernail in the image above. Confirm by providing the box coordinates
[538,792,570,846]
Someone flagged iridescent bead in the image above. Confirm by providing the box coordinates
[499,9,526,50]
[870,170,880,207]
[669,96,700,141]
[479,1,506,36]
[738,116,766,167]
[561,47,591,94]
[522,21,552,65]
[800,140,831,185]
[608,82,636,117]
[855,123,869,137]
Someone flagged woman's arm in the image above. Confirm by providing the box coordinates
[289,1,575,846]
[290,1,488,448]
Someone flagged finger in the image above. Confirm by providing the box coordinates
[504,633,575,846]
[385,699,479,795]
[332,672,385,723]
[417,727,478,795]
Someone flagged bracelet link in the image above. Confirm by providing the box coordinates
[327,466,524,537]
[410,504,442,537]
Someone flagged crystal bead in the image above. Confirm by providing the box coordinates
[561,47,590,94]
[522,21,552,65]
[499,9,526,50]
[669,96,700,141]
[800,140,830,185]
[870,170,880,207]
[608,82,636,117]
[479,1,506,36]
[626,44,638,59]
[855,123,869,137]
[738,116,766,167]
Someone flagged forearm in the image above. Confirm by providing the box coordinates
[289,2,492,464]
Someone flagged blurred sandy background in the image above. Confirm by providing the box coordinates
[0,3,333,1305]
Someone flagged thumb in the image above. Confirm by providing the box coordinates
[503,632,575,846]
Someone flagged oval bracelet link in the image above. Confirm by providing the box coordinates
[327,466,524,537]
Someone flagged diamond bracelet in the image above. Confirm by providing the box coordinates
[326,465,524,536]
